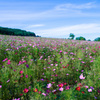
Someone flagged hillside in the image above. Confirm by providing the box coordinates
[0,26,36,37]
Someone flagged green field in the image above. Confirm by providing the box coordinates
[0,35,100,100]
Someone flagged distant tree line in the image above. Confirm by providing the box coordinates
[0,26,37,37]
[68,33,100,41]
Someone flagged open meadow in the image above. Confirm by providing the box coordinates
[0,35,100,100]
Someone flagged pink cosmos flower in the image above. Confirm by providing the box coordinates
[58,83,63,88]
[66,86,70,90]
[26,75,28,78]
[8,60,10,62]
[7,62,11,65]
[47,83,52,88]
[53,69,56,71]
[2,58,8,62]
[33,88,38,92]
[0,85,2,88]
[51,64,53,66]
[12,98,20,100]
[23,88,28,93]
[19,61,22,64]
[79,73,85,79]
[19,71,23,74]
[59,87,63,91]
[90,60,93,62]
[20,75,23,78]
[7,79,10,82]
[81,61,85,63]
[60,50,62,53]
[42,93,46,96]
[55,74,58,77]
[85,86,88,88]
[88,89,92,92]
[55,64,58,66]
[46,89,51,93]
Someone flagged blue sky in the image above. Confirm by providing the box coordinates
[0,0,100,40]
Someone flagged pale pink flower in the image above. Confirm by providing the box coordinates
[55,64,58,66]
[81,61,85,63]
[90,60,93,62]
[52,82,55,84]
[42,93,46,96]
[72,58,74,60]
[79,73,85,79]
[53,69,56,71]
[7,79,10,82]
[88,89,92,92]
[51,64,53,66]
[47,83,52,88]
[85,86,88,88]
[59,87,63,91]
[76,69,78,71]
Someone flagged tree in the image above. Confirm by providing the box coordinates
[69,33,75,39]
[94,37,100,41]
[76,36,86,40]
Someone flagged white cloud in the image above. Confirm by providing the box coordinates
[0,2,98,22]
[33,23,100,38]
[27,24,45,28]
[55,2,96,10]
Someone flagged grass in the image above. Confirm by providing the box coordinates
[0,35,100,100]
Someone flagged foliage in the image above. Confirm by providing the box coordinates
[94,37,100,41]
[69,33,75,39]
[76,36,86,40]
[0,26,36,37]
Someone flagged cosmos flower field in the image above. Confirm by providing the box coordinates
[0,35,100,100]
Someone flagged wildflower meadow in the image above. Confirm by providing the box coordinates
[0,35,100,100]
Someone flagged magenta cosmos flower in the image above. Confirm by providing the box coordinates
[58,83,63,88]
[0,85,2,88]
[19,71,23,74]
[23,88,28,93]
[66,86,70,90]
